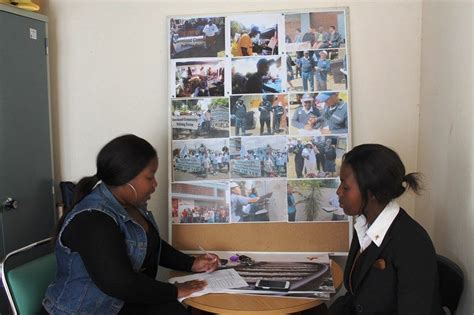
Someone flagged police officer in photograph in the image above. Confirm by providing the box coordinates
[316,92,348,134]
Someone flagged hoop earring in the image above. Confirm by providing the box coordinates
[127,183,138,204]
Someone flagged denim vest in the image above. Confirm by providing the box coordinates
[43,183,161,314]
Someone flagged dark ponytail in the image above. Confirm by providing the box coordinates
[401,172,423,196]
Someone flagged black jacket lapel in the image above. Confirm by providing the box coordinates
[352,231,394,293]
[345,232,360,289]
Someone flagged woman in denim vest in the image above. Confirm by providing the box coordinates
[42,134,220,314]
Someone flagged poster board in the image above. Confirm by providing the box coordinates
[168,8,351,253]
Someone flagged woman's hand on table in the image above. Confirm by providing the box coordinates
[192,254,220,273]
[175,280,207,298]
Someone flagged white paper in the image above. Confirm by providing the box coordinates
[169,268,248,302]
[29,28,37,40]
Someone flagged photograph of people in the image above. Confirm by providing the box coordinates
[315,91,348,134]
[172,138,230,181]
[329,144,442,315]
[42,135,220,314]
[231,56,283,94]
[230,97,251,136]
[289,93,322,136]
[287,135,347,179]
[287,183,303,222]
[289,91,348,135]
[314,50,331,91]
[171,98,229,140]
[230,94,288,137]
[286,50,347,92]
[174,60,224,98]
[230,180,287,222]
[287,179,348,222]
[286,54,296,89]
[170,17,225,59]
[298,50,316,92]
[171,182,230,224]
[229,136,287,178]
[230,14,279,57]
[284,11,346,52]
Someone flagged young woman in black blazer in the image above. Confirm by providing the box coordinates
[329,144,443,315]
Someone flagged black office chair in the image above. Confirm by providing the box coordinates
[59,181,75,212]
[437,255,464,314]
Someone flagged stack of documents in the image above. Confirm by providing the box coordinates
[168,268,248,301]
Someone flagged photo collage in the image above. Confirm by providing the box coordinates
[169,10,350,225]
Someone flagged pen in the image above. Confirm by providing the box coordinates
[198,246,228,266]
[198,245,213,258]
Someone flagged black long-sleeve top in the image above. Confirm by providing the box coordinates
[61,211,195,306]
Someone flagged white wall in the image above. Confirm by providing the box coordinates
[417,1,473,313]
[44,0,423,240]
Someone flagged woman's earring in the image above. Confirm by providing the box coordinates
[127,183,138,204]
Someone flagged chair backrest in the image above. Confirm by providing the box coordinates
[437,254,464,314]
[1,238,56,315]
[59,181,76,211]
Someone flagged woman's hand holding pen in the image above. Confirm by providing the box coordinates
[192,253,220,273]
[175,280,207,298]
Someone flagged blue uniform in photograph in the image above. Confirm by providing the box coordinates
[322,100,348,134]
[291,106,321,129]
[316,59,331,91]
[234,103,247,135]
[297,56,315,91]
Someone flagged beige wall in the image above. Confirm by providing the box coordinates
[417,1,473,313]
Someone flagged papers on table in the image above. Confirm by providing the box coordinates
[169,254,335,301]
[169,268,248,302]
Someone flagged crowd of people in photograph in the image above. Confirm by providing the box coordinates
[235,145,288,177]
[286,25,344,49]
[175,144,230,177]
[289,137,338,178]
[173,206,229,224]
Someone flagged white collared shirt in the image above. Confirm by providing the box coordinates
[354,200,400,252]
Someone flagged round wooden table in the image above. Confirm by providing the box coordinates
[184,260,343,315]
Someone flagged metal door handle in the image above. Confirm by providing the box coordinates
[3,197,18,210]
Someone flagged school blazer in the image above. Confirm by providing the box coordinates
[330,209,443,315]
